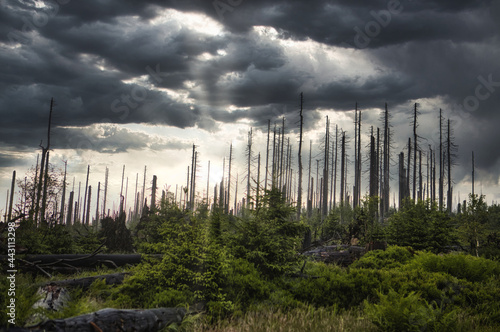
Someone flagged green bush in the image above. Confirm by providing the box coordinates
[408,252,500,283]
[351,246,415,269]
[364,289,457,332]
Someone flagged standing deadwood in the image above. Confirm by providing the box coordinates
[95,182,100,224]
[227,144,232,214]
[29,154,39,219]
[246,128,253,208]
[234,173,238,214]
[83,165,90,222]
[103,167,109,217]
[432,147,436,203]
[186,166,190,209]
[316,160,320,210]
[60,161,67,224]
[412,103,419,201]
[190,145,196,209]
[35,148,46,224]
[280,118,285,193]
[4,190,8,222]
[297,93,304,219]
[124,177,129,213]
[407,137,411,201]
[220,158,225,210]
[398,152,405,208]
[382,103,390,216]
[334,125,338,208]
[66,191,74,226]
[272,124,277,188]
[369,128,377,198]
[419,150,423,201]
[447,118,455,213]
[213,183,218,208]
[340,131,346,206]
[119,165,125,213]
[7,171,15,222]
[40,152,50,222]
[285,138,290,199]
[265,120,271,192]
[141,166,146,216]
[354,105,358,208]
[322,116,329,217]
[426,149,430,201]
[38,98,54,224]
[472,151,475,196]
[256,153,261,209]
[134,173,139,219]
[329,128,335,211]
[439,109,444,210]
[151,175,157,211]
[193,151,198,208]
[307,140,312,216]
[86,186,91,225]
[377,128,380,205]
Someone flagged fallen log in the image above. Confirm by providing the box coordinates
[25,307,186,332]
[45,272,129,290]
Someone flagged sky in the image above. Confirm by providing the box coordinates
[1,0,500,219]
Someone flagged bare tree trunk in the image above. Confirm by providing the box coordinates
[413,103,418,201]
[7,171,15,222]
[95,182,100,225]
[247,128,253,208]
[265,120,270,192]
[86,186,91,225]
[407,137,411,202]
[447,119,452,213]
[322,116,329,217]
[370,128,377,198]
[307,140,312,216]
[40,152,50,223]
[103,167,109,217]
[354,105,358,208]
[151,175,157,211]
[226,144,232,214]
[66,191,74,226]
[439,109,444,210]
[83,165,90,221]
[297,93,304,219]
[60,161,67,224]
[256,153,261,209]
[334,125,338,208]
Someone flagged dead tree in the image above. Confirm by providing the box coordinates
[382,103,390,217]
[59,161,67,224]
[333,125,338,208]
[246,128,253,208]
[7,171,15,222]
[83,165,90,222]
[297,93,304,219]
[369,128,377,198]
[226,144,232,214]
[439,109,444,210]
[307,140,312,216]
[265,120,271,192]
[322,116,330,217]
[472,151,475,196]
[151,175,157,211]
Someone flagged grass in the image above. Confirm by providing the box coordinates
[189,307,376,332]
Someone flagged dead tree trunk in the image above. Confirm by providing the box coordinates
[151,175,157,211]
[28,307,186,332]
[439,109,444,210]
[7,171,15,222]
[297,93,304,219]
[322,116,329,217]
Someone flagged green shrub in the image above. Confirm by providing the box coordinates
[409,252,500,282]
[351,246,415,269]
[364,289,457,332]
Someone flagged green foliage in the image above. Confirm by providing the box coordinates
[99,213,133,253]
[386,200,456,252]
[458,194,490,256]
[408,252,500,283]
[16,219,76,254]
[351,246,415,270]
[228,187,306,278]
[364,289,457,332]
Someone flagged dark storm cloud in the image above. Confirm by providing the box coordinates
[1,0,499,185]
